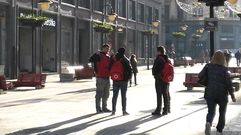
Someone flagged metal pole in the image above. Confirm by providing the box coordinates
[210,5,214,59]
[147,34,151,70]
[32,0,35,73]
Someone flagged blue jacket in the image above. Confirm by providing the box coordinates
[199,63,234,101]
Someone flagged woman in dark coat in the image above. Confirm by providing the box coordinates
[129,54,138,86]
[199,50,236,135]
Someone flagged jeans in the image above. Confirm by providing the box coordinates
[154,79,169,113]
[95,77,110,111]
[206,97,228,132]
[112,81,128,112]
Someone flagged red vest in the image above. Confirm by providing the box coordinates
[96,52,110,77]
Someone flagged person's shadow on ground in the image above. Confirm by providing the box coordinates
[95,114,159,135]
[6,113,120,135]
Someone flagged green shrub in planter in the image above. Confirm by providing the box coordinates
[143,29,158,35]
[192,34,202,39]
[93,23,113,33]
[18,14,48,27]
[172,32,186,38]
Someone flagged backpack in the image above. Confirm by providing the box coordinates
[159,56,174,83]
[110,57,124,81]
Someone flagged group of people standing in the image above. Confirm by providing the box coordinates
[89,44,136,115]
[89,43,237,135]
[89,44,170,116]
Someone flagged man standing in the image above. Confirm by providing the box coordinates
[152,46,171,116]
[89,44,111,113]
[109,48,132,115]
[235,48,241,67]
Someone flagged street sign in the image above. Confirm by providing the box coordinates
[204,18,218,31]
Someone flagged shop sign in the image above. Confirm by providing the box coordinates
[204,18,218,31]
[60,9,73,16]
[44,18,56,27]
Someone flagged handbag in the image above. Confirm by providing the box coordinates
[198,65,208,87]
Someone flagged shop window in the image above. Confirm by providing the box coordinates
[79,0,90,8]
[137,32,144,58]
[220,40,234,49]
[221,25,233,33]
[137,3,144,23]
[127,29,135,55]
[118,0,126,18]
[62,0,75,5]
[164,5,170,20]
[145,6,152,24]
[128,0,135,20]
[61,17,74,65]
[93,0,104,12]
[153,8,159,21]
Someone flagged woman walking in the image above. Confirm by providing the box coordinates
[199,50,236,135]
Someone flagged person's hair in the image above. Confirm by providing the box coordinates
[130,54,137,61]
[101,44,110,50]
[211,50,227,66]
[157,46,166,55]
[130,54,136,59]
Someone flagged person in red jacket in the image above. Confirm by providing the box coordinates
[89,44,111,113]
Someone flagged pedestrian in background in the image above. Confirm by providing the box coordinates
[109,47,132,115]
[89,44,112,114]
[235,48,241,67]
[223,49,231,66]
[152,46,171,116]
[129,54,138,87]
[199,50,236,135]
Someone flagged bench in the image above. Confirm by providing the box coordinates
[183,73,240,91]
[228,67,241,75]
[0,75,14,90]
[13,73,47,89]
[183,73,203,91]
[75,65,95,80]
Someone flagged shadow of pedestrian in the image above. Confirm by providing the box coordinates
[94,114,158,135]
[6,113,119,135]
[0,98,49,108]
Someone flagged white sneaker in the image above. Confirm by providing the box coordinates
[216,131,222,135]
[205,122,211,135]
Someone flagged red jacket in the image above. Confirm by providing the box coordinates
[96,52,110,78]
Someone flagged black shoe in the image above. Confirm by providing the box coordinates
[103,108,112,112]
[151,111,161,116]
[123,111,129,116]
[162,111,168,116]
[111,111,115,115]
[96,110,103,114]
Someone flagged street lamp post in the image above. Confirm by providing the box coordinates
[30,0,51,73]
[146,19,160,70]
[102,0,116,44]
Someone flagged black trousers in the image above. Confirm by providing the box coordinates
[154,79,170,113]
[129,72,137,85]
[206,97,228,132]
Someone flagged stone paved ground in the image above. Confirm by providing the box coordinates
[0,63,241,135]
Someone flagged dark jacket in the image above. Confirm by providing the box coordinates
[199,63,234,101]
[152,54,168,80]
[109,53,132,81]
[235,51,241,59]
[130,58,138,73]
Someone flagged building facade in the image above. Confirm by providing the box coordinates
[0,0,163,78]
[164,0,241,59]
